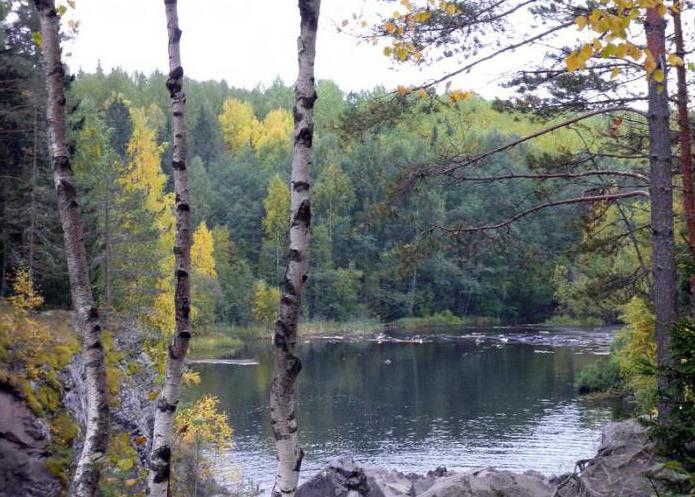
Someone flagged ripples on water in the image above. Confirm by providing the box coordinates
[188,326,619,492]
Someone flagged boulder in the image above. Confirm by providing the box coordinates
[554,419,655,497]
[0,388,61,497]
[418,468,552,497]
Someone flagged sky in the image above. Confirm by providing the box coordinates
[64,0,546,99]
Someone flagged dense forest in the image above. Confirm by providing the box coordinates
[1,0,695,497]
[1,14,646,327]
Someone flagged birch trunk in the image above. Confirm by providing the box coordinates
[645,7,678,421]
[32,2,110,496]
[270,1,321,496]
[672,10,695,315]
[148,1,193,495]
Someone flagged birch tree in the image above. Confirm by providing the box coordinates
[148,0,193,495]
[270,1,321,496]
[32,1,109,496]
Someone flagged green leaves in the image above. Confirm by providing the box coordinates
[31,31,42,48]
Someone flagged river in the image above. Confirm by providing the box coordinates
[187,326,621,492]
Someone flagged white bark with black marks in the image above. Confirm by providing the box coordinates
[32,1,110,496]
[270,2,320,496]
[148,1,193,496]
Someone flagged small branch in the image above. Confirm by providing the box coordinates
[449,191,648,233]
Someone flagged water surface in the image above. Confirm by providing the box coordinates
[187,326,619,491]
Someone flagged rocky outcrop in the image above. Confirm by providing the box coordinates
[297,420,655,497]
[0,387,61,497]
[554,418,655,497]
[296,457,552,497]
[62,318,156,464]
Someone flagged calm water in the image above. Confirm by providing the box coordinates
[187,326,619,492]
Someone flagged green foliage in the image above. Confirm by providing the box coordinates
[173,395,233,497]
[396,310,467,329]
[0,267,79,415]
[101,432,144,497]
[613,297,657,410]
[252,280,280,331]
[647,320,695,497]
[576,360,623,395]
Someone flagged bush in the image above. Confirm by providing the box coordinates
[576,360,623,395]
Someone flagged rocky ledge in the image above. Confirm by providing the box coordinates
[297,419,657,497]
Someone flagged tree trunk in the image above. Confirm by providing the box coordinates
[270,1,321,496]
[28,106,38,276]
[672,10,695,315]
[32,2,110,496]
[645,7,678,421]
[148,1,193,496]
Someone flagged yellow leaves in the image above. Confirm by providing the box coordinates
[133,435,148,446]
[626,42,642,60]
[383,46,393,57]
[252,280,280,330]
[667,53,684,66]
[611,67,621,79]
[384,21,396,34]
[192,223,217,278]
[395,43,410,61]
[182,370,201,386]
[262,175,290,238]
[119,106,175,336]
[565,42,597,72]
[643,48,657,73]
[31,31,42,48]
[438,1,458,15]
[448,89,475,105]
[219,98,291,155]
[652,69,665,82]
[218,98,257,154]
[175,395,232,451]
[412,10,433,23]
[567,0,675,78]
[8,266,43,312]
[252,108,293,152]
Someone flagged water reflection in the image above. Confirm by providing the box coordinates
[186,328,618,491]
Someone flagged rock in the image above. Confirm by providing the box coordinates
[418,468,552,497]
[296,457,381,497]
[0,387,62,497]
[62,318,155,464]
[554,419,655,497]
[296,420,659,497]
[363,465,415,497]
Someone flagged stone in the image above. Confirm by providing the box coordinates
[0,388,62,497]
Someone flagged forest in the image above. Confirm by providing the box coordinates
[1,0,694,497]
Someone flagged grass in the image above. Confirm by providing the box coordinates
[189,330,242,357]
[299,318,382,336]
[393,311,500,331]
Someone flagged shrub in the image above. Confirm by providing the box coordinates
[576,360,623,394]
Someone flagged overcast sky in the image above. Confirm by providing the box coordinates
[64,0,549,99]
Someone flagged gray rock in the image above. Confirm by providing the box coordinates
[418,468,552,497]
[296,457,384,497]
[554,419,655,497]
[0,388,61,497]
